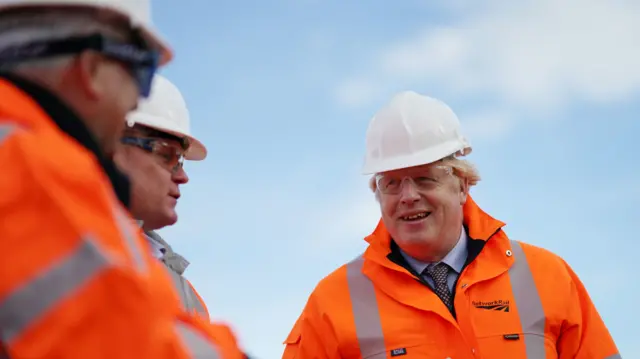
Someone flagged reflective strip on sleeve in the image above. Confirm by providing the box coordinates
[175,321,221,358]
[0,236,112,343]
[0,124,14,143]
[508,240,546,358]
[604,354,622,359]
[345,255,386,358]
[345,240,547,358]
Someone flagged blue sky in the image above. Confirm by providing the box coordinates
[152,0,639,357]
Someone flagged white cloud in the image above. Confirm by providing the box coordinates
[334,0,640,112]
[461,110,514,142]
[334,78,383,108]
[307,186,380,254]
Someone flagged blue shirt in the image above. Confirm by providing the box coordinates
[399,228,468,292]
[146,233,165,258]
[136,220,165,259]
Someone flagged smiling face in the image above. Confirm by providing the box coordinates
[376,162,469,262]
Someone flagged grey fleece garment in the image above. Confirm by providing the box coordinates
[145,230,209,319]
[146,231,253,358]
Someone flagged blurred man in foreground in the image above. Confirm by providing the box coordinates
[0,0,226,357]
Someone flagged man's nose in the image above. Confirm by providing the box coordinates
[172,166,189,184]
[399,178,420,204]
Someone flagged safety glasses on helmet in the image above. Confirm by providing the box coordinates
[0,32,159,97]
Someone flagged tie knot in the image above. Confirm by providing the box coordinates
[424,262,450,285]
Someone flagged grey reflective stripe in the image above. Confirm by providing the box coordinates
[345,241,547,358]
[0,236,112,343]
[0,124,14,143]
[113,207,147,272]
[508,240,546,357]
[165,268,209,319]
[604,354,622,359]
[345,255,386,358]
[175,321,221,358]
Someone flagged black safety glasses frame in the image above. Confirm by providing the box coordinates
[0,32,159,97]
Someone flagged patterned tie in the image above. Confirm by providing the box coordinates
[424,263,454,311]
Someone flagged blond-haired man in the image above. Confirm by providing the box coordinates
[283,91,620,359]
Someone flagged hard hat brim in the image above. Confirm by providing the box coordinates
[184,136,207,161]
[127,111,207,161]
[138,24,173,66]
[136,123,207,161]
[362,142,472,175]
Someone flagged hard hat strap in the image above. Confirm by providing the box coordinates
[0,32,159,97]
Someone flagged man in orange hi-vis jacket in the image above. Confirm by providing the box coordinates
[0,0,241,358]
[283,91,621,359]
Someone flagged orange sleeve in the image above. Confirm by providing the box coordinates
[207,321,248,359]
[172,309,248,359]
[179,281,247,359]
[282,292,340,359]
[145,253,248,359]
[0,131,221,358]
[557,260,621,359]
[183,272,248,358]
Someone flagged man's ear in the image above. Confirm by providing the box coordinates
[75,51,104,101]
[459,177,469,205]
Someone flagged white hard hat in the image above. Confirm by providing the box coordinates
[0,0,173,65]
[362,90,471,175]
[126,75,207,160]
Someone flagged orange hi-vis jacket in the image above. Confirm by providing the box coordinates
[283,196,621,359]
[0,73,243,359]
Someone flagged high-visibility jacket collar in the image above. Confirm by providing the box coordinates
[364,195,505,258]
[360,195,512,322]
[0,72,131,208]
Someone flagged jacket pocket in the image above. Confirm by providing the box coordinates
[475,332,556,359]
[362,343,466,359]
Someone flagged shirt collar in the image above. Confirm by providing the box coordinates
[145,232,165,259]
[144,230,191,274]
[400,227,469,275]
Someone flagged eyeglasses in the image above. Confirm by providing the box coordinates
[120,136,185,173]
[0,32,159,97]
[375,165,453,195]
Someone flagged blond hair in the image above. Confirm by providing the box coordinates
[368,154,481,194]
